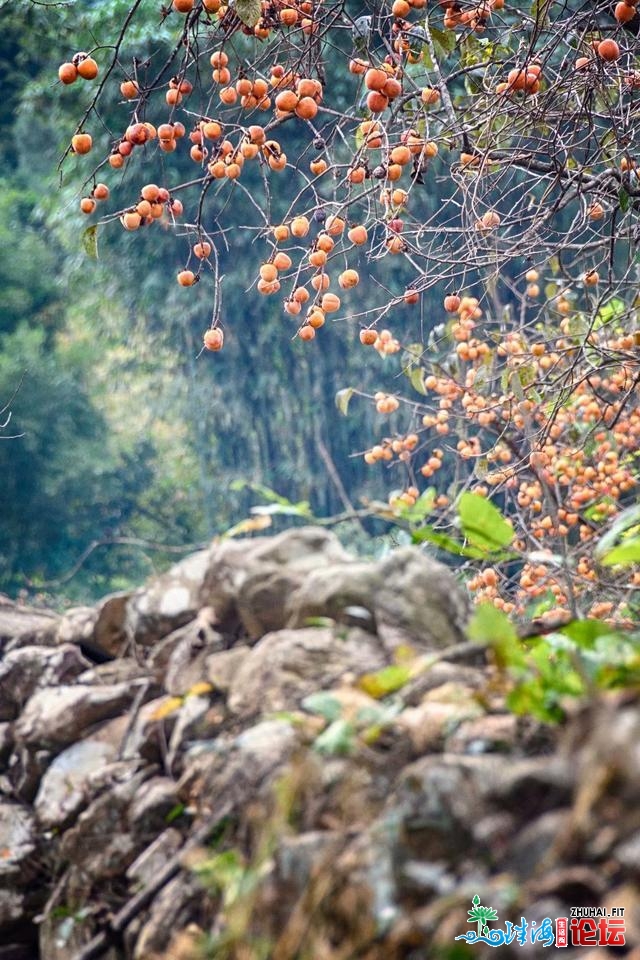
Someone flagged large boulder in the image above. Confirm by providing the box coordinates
[227,626,387,718]
[0,644,90,721]
[286,546,470,652]
[0,597,59,654]
[199,527,353,638]
[125,550,211,646]
[14,682,145,751]
[55,592,130,660]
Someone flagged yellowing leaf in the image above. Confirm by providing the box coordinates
[358,664,411,699]
[224,514,272,539]
[187,682,214,698]
[82,224,99,260]
[233,0,262,26]
[335,387,354,416]
[151,696,184,720]
[393,644,417,664]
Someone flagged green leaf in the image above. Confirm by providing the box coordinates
[395,488,436,524]
[601,538,640,566]
[430,24,456,59]
[409,366,427,395]
[514,363,537,390]
[335,387,354,416]
[303,616,336,628]
[619,187,630,213]
[82,224,99,260]
[558,619,620,647]
[234,0,262,26]
[595,503,640,557]
[467,603,525,669]
[251,501,313,518]
[412,524,488,559]
[596,297,626,327]
[313,719,355,755]
[302,691,343,721]
[458,492,514,551]
[165,802,186,824]
[358,664,412,699]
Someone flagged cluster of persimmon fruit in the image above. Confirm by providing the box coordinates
[361,285,639,623]
[58,0,638,622]
[61,0,539,358]
[64,20,446,348]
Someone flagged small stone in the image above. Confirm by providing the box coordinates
[126,828,183,886]
[129,777,179,838]
[446,713,518,755]
[206,646,250,693]
[0,803,36,880]
[0,644,89,720]
[34,739,116,829]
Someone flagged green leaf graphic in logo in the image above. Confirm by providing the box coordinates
[467,894,499,937]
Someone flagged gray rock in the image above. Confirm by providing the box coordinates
[34,739,116,829]
[0,644,90,719]
[445,712,519,755]
[206,645,251,693]
[395,699,481,755]
[525,864,607,903]
[227,626,387,718]
[0,803,36,880]
[506,809,572,878]
[488,757,573,821]
[164,624,226,696]
[237,565,308,639]
[59,771,147,878]
[398,859,457,898]
[0,886,25,927]
[375,548,470,650]
[167,695,221,769]
[178,719,300,815]
[0,597,59,653]
[75,657,151,686]
[277,830,345,891]
[114,695,182,762]
[126,549,211,646]
[7,747,52,803]
[394,755,499,862]
[55,592,130,659]
[614,830,640,873]
[0,723,12,764]
[286,546,469,653]
[128,777,178,838]
[38,897,121,960]
[15,682,143,750]
[126,828,183,887]
[402,660,486,706]
[149,607,223,686]
[133,875,208,960]
[199,527,353,635]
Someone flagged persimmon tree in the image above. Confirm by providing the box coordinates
[58,0,639,623]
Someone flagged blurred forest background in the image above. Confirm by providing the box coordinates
[0,0,440,602]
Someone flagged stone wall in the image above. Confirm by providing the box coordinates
[0,528,638,960]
